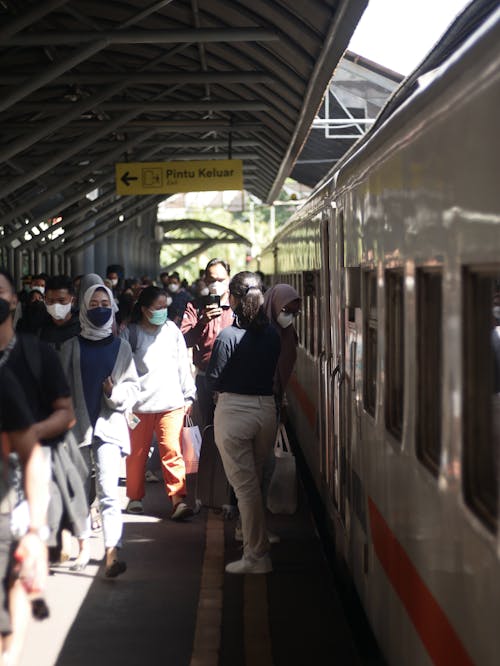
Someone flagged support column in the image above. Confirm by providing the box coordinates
[93,233,108,277]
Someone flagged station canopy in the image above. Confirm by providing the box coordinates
[0,0,367,251]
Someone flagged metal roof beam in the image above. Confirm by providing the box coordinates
[158,219,250,246]
[0,39,109,115]
[0,0,70,40]
[0,128,157,230]
[0,71,273,85]
[97,139,259,150]
[0,109,140,200]
[0,121,265,133]
[161,238,243,244]
[17,101,271,112]
[62,196,164,254]
[0,81,126,163]
[267,0,368,202]
[4,28,279,46]
[162,241,218,274]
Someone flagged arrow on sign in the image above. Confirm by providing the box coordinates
[120,171,138,187]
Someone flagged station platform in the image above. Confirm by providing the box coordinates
[19,472,371,666]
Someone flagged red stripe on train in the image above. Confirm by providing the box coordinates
[368,498,474,666]
[288,373,316,428]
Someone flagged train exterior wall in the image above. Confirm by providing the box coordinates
[266,8,500,666]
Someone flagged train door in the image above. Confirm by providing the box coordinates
[328,207,347,522]
[318,211,333,490]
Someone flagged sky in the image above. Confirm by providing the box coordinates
[347,0,472,75]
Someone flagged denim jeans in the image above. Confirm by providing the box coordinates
[80,439,123,549]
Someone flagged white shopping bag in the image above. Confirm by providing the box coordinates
[181,415,202,474]
[266,423,297,515]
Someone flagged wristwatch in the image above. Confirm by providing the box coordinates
[27,525,50,542]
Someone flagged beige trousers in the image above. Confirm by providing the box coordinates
[214,393,277,559]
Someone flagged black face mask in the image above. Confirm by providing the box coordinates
[0,298,11,325]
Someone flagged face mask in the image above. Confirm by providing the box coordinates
[277,311,295,329]
[209,280,228,297]
[31,285,45,295]
[0,298,11,325]
[168,283,179,293]
[148,308,168,326]
[110,278,118,288]
[199,287,209,297]
[46,302,72,321]
[166,296,173,307]
[87,307,112,327]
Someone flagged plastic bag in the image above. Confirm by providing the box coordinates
[266,423,297,515]
[181,415,202,474]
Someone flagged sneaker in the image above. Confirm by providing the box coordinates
[125,499,144,514]
[171,502,193,521]
[145,470,160,483]
[225,553,272,575]
[234,526,280,544]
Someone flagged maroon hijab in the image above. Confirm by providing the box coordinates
[263,283,301,399]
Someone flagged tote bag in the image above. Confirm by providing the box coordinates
[266,423,297,515]
[181,415,202,474]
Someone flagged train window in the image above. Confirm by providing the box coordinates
[296,272,304,346]
[416,269,442,476]
[462,268,499,533]
[385,270,404,439]
[363,271,377,416]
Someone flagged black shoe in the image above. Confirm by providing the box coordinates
[105,560,127,578]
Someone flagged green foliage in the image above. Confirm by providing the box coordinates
[158,180,309,282]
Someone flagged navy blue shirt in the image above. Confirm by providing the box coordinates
[206,322,280,396]
[79,335,120,427]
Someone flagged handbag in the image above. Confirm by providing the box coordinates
[181,415,202,474]
[266,423,297,515]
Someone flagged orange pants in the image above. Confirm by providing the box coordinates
[126,408,186,501]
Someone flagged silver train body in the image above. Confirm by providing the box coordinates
[259,5,500,665]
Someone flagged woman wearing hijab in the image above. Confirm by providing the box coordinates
[263,283,301,417]
[60,283,139,577]
[206,272,281,574]
[77,273,104,307]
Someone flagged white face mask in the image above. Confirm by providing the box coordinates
[168,283,179,293]
[110,278,118,287]
[493,306,500,320]
[277,311,294,329]
[46,302,72,320]
[166,295,173,307]
[31,286,45,295]
[209,280,228,297]
[199,287,209,297]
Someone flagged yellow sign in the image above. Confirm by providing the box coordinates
[115,159,243,195]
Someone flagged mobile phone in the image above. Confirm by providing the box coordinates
[200,294,220,308]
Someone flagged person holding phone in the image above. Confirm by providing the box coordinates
[181,258,234,428]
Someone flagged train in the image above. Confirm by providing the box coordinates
[257,2,500,664]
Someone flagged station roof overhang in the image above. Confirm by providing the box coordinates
[0,0,368,252]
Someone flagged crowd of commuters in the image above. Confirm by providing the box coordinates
[0,259,301,662]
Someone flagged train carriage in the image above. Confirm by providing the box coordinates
[263,3,500,664]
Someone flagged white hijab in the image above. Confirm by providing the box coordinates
[80,284,115,341]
